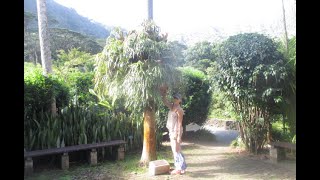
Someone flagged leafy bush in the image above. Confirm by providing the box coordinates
[209,90,238,119]
[271,128,292,142]
[230,136,245,148]
[184,41,216,72]
[54,49,97,106]
[24,62,70,115]
[214,33,288,154]
[178,66,212,128]
[67,71,97,105]
[271,121,293,142]
[206,61,238,120]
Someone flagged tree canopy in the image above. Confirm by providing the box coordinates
[214,33,288,153]
[93,21,180,111]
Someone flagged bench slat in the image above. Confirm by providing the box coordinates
[24,140,126,158]
[270,141,296,150]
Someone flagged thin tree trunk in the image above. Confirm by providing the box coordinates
[147,0,153,20]
[267,119,272,143]
[34,50,38,65]
[282,113,286,133]
[37,0,52,75]
[140,101,157,165]
[37,0,56,116]
[282,0,289,54]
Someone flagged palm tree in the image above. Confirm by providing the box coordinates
[280,0,296,136]
[148,0,153,20]
[281,0,289,53]
[36,0,56,115]
[94,21,180,165]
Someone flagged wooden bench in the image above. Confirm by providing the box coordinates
[269,141,296,163]
[24,140,126,175]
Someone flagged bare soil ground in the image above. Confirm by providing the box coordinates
[124,140,296,180]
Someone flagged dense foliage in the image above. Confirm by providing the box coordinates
[206,61,238,120]
[277,36,296,136]
[24,63,70,116]
[93,21,180,111]
[184,41,216,72]
[178,67,212,128]
[54,48,97,106]
[24,28,103,62]
[24,105,143,152]
[214,33,288,153]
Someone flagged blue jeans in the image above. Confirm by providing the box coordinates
[169,135,187,171]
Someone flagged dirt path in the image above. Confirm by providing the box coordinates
[124,126,296,180]
[124,142,295,180]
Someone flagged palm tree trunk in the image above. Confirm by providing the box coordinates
[37,0,52,75]
[267,121,272,143]
[281,0,289,54]
[36,0,56,116]
[147,0,153,20]
[140,101,157,165]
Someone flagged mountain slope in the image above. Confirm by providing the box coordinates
[24,0,110,39]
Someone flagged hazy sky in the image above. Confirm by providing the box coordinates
[54,0,295,41]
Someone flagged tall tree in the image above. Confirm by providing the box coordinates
[281,0,289,53]
[36,0,56,115]
[215,33,288,154]
[94,21,180,165]
[184,41,216,72]
[280,0,296,136]
[147,0,153,20]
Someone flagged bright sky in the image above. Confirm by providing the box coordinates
[54,0,295,41]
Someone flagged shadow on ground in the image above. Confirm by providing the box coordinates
[145,138,296,180]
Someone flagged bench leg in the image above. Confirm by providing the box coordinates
[117,146,125,160]
[25,157,33,176]
[61,153,69,170]
[270,147,286,163]
[279,147,286,160]
[89,149,97,165]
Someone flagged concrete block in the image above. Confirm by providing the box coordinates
[89,149,97,165]
[25,157,33,176]
[61,153,69,170]
[117,146,125,160]
[270,147,286,163]
[149,159,170,176]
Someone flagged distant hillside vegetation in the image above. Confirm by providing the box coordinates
[24,0,110,39]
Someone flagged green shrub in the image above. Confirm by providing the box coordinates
[54,49,97,106]
[271,121,293,142]
[230,136,245,148]
[209,90,238,119]
[67,71,97,105]
[24,63,70,115]
[214,33,288,154]
[178,66,212,127]
[206,61,238,120]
